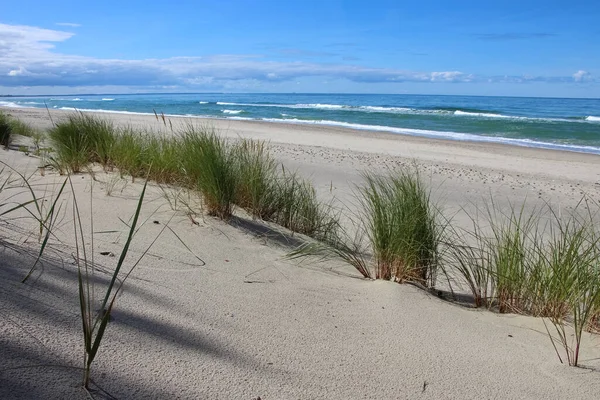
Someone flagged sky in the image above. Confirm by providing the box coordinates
[0,0,598,97]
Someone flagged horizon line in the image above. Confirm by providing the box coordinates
[1,92,599,101]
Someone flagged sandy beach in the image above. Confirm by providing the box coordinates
[2,106,600,399]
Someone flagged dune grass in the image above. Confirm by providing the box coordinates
[70,177,149,388]
[110,128,146,180]
[360,170,442,284]
[5,110,600,368]
[48,113,117,173]
[443,198,600,366]
[0,112,46,155]
[289,168,444,286]
[8,117,40,138]
[44,113,338,232]
[179,125,239,219]
[541,201,600,366]
[268,169,339,240]
[234,138,279,219]
[0,112,13,149]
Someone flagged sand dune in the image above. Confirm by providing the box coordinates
[2,107,600,399]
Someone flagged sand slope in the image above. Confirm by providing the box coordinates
[1,108,600,399]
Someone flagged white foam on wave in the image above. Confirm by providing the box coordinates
[298,103,346,110]
[454,110,510,118]
[586,116,600,122]
[50,97,83,101]
[198,101,208,104]
[222,109,244,114]
[56,107,213,120]
[214,101,415,113]
[102,98,115,101]
[359,105,414,113]
[58,107,154,116]
[39,105,600,155]
[453,110,585,123]
[248,117,600,155]
[0,101,26,108]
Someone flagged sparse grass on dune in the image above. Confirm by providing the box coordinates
[5,110,600,369]
[269,168,339,240]
[444,198,600,366]
[485,203,546,315]
[0,112,46,155]
[541,200,600,366]
[8,117,40,139]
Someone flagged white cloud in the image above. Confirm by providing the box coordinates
[573,70,592,82]
[7,67,28,76]
[56,22,81,28]
[0,22,595,91]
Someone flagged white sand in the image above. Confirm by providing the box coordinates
[2,107,600,399]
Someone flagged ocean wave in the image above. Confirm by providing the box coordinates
[297,103,346,110]
[198,101,209,104]
[50,97,83,101]
[214,102,598,124]
[452,110,590,123]
[222,109,244,114]
[102,98,115,101]
[358,105,414,113]
[0,101,27,108]
[56,107,213,120]
[58,107,155,116]
[244,117,600,155]
[454,110,510,118]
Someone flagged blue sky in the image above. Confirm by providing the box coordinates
[0,0,598,97]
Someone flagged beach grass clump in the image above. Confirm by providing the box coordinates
[233,138,279,219]
[0,112,45,154]
[289,167,443,285]
[444,197,600,366]
[48,117,92,173]
[445,203,556,314]
[360,170,442,284]
[541,202,600,366]
[49,113,117,172]
[142,134,182,184]
[110,128,147,181]
[443,222,495,308]
[179,124,238,219]
[486,205,546,314]
[0,112,13,149]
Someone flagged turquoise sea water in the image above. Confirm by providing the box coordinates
[2,93,600,154]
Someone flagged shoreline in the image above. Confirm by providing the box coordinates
[3,105,600,157]
[5,106,600,227]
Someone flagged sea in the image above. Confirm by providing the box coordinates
[1,93,600,154]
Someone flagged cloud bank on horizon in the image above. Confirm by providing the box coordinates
[0,18,596,96]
